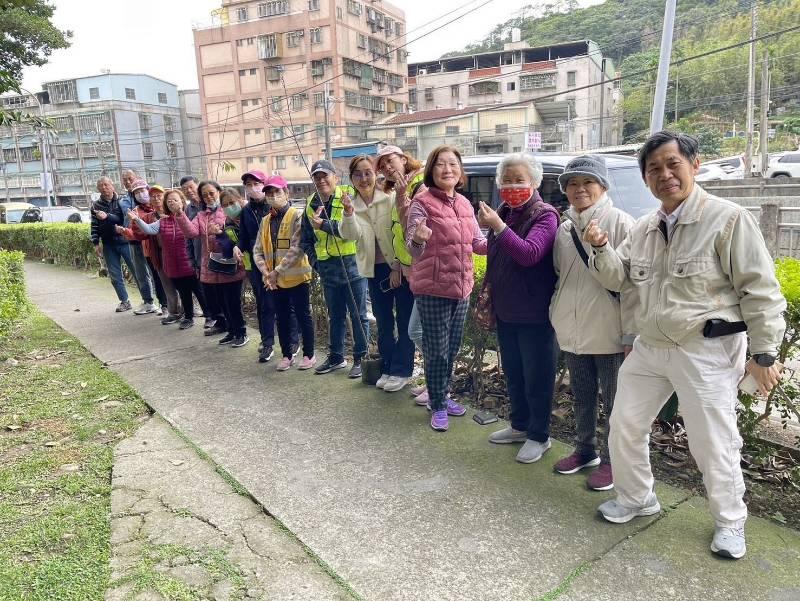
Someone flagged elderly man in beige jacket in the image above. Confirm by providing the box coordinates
[583,131,786,560]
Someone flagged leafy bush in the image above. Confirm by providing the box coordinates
[0,250,28,338]
[0,223,95,269]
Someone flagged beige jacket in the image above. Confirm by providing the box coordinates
[589,184,786,354]
[340,188,397,278]
[551,196,637,355]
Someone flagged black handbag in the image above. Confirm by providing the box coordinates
[207,252,238,275]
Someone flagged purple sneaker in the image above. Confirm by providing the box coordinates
[430,410,449,431]
[425,398,467,416]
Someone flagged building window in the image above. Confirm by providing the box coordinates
[164,116,175,131]
[308,0,320,9]
[336,6,343,19]
[2,148,17,163]
[158,92,168,104]
[445,125,459,136]
[567,71,577,87]
[357,33,367,49]
[468,81,500,96]
[260,1,288,17]
[495,124,508,134]
[89,87,100,100]
[275,156,286,169]
[507,82,516,91]
[395,128,406,139]
[236,7,248,21]
[138,113,152,131]
[247,37,254,45]
[291,94,306,110]
[53,144,78,159]
[424,87,433,101]
[395,22,403,36]
[450,85,459,98]
[310,27,322,44]
[167,142,178,158]
[20,147,36,163]
[146,169,157,182]
[271,96,283,112]
[286,30,303,47]
[519,73,556,90]
[311,60,325,77]
[408,89,417,105]
[125,87,136,100]
[250,68,257,75]
[397,49,408,64]
[272,127,284,140]
[53,116,75,131]
[142,142,153,158]
[265,66,281,81]
[236,39,244,47]
[257,33,280,59]
[313,92,324,107]
[347,0,362,15]
[247,156,256,166]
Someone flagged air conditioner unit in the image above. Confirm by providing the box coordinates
[272,170,281,176]
[418,68,427,75]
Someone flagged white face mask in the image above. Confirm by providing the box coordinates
[246,184,265,202]
[134,190,150,204]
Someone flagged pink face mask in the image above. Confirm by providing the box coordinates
[499,185,533,208]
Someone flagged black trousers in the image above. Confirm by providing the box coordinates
[274,282,315,359]
[172,275,208,321]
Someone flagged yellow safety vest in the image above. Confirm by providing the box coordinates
[391,172,424,267]
[306,186,357,261]
[261,206,312,288]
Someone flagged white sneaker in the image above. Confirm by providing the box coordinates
[383,376,409,392]
[133,302,156,315]
[156,305,164,316]
[711,526,746,559]
[376,374,390,389]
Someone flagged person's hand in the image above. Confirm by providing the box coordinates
[207,222,222,235]
[478,201,503,233]
[583,219,608,247]
[114,225,126,234]
[624,345,633,358]
[311,206,324,230]
[266,270,278,290]
[413,218,432,243]
[393,170,408,192]
[94,244,102,257]
[389,268,402,289]
[341,194,354,216]
[126,209,138,222]
[95,210,107,221]
[233,246,243,264]
[745,359,782,396]
[167,198,182,215]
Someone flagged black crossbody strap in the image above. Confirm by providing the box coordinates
[569,223,619,300]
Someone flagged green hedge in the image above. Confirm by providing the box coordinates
[0,223,95,269]
[0,250,28,338]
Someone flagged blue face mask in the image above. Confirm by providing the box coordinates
[224,204,242,219]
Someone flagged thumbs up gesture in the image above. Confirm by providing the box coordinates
[413,217,432,243]
[582,219,608,247]
[311,206,324,230]
[342,193,354,217]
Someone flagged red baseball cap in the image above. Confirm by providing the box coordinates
[263,175,288,190]
[241,170,268,184]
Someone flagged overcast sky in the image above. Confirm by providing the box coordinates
[21,0,602,92]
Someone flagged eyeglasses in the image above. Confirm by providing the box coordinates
[434,162,461,170]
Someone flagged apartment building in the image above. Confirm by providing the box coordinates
[192,0,408,185]
[408,39,622,152]
[0,73,185,206]
[179,90,208,178]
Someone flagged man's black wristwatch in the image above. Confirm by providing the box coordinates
[753,353,776,367]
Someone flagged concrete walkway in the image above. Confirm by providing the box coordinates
[26,262,800,601]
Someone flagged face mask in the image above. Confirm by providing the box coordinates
[499,185,532,208]
[246,186,265,202]
[206,201,219,210]
[134,190,150,204]
[224,204,242,219]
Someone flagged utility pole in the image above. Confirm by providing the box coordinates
[0,156,9,203]
[759,48,770,177]
[598,58,606,148]
[743,0,758,178]
[323,81,333,162]
[674,68,679,123]
[650,0,676,134]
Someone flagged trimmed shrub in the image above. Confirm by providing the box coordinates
[0,250,28,338]
[0,223,95,269]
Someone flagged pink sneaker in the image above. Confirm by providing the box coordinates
[298,355,316,370]
[409,384,426,397]
[276,356,293,371]
[414,390,429,406]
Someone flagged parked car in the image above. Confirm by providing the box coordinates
[40,206,84,223]
[0,202,38,224]
[460,153,660,220]
[696,163,731,182]
[765,152,800,179]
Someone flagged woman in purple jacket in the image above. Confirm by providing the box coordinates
[477,153,559,464]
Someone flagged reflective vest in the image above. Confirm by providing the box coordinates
[224,222,251,270]
[306,186,357,261]
[391,172,424,267]
[260,206,312,288]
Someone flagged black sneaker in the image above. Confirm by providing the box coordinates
[179,319,194,330]
[232,335,250,348]
[259,345,274,362]
[116,300,132,313]
[204,325,225,337]
[348,357,363,379]
[204,318,216,329]
[218,333,235,345]
[258,341,264,353]
[314,356,347,375]
[161,314,180,325]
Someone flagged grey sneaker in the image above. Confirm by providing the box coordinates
[598,494,661,524]
[711,526,746,559]
[516,438,551,463]
[133,302,156,315]
[116,300,132,313]
[489,427,528,445]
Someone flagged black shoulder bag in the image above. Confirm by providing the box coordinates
[569,223,619,299]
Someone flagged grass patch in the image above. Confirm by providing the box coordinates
[0,310,150,600]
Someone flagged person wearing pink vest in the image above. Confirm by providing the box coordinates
[405,145,488,432]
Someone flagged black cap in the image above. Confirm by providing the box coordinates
[310,159,335,176]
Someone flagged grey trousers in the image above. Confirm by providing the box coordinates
[563,352,624,462]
